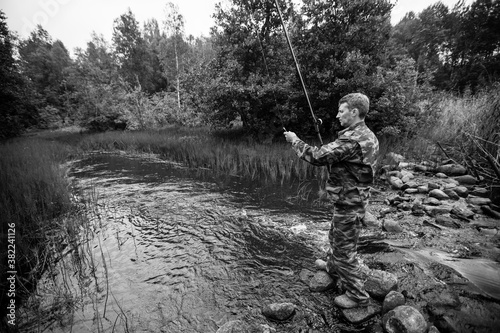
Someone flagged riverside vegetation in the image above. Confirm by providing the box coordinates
[1,87,499,332]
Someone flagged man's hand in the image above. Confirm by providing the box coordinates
[284,131,299,143]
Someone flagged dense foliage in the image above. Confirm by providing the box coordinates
[0,0,499,140]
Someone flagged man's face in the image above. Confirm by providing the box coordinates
[337,103,356,128]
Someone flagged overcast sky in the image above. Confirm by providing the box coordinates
[2,0,471,55]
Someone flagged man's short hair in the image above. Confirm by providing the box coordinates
[339,93,370,119]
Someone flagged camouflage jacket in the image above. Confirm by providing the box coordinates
[291,121,379,205]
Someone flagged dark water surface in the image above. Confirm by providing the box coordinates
[44,153,365,333]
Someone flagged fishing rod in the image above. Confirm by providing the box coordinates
[273,0,323,145]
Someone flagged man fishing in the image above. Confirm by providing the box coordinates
[284,92,379,309]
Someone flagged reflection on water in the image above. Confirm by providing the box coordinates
[41,153,359,333]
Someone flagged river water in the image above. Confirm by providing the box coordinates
[25,152,500,333]
[37,152,369,333]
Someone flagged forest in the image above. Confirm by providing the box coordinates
[0,0,498,141]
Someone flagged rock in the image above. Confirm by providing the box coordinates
[429,189,450,200]
[435,215,460,228]
[364,211,381,228]
[471,187,489,197]
[299,269,315,284]
[450,207,475,220]
[415,164,433,172]
[417,185,429,193]
[309,271,336,292]
[467,196,492,206]
[443,183,457,189]
[383,291,406,314]
[424,205,454,216]
[365,269,398,299]
[262,302,296,321]
[406,181,419,188]
[389,176,404,190]
[405,188,419,194]
[428,182,441,190]
[436,172,448,178]
[428,326,441,333]
[387,170,403,178]
[411,204,426,216]
[382,305,427,333]
[423,197,441,206]
[314,259,327,271]
[436,164,467,176]
[341,302,381,324]
[453,175,478,185]
[397,202,413,211]
[401,170,414,179]
[423,289,461,308]
[217,320,253,333]
[453,186,469,198]
[383,219,403,233]
[443,189,460,200]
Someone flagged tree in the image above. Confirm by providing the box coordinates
[163,2,186,111]
[0,10,37,138]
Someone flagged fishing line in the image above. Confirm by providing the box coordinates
[243,0,288,131]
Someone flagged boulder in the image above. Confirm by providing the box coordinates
[262,302,296,321]
[467,196,492,206]
[309,271,336,292]
[382,305,427,333]
[428,182,441,190]
[453,175,478,185]
[405,188,419,194]
[453,186,469,198]
[423,197,441,206]
[365,269,398,299]
[436,164,467,176]
[417,185,429,194]
[424,205,454,216]
[383,219,403,233]
[299,269,315,284]
[406,181,419,188]
[383,291,406,314]
[471,187,489,197]
[443,189,460,200]
[450,207,475,220]
[341,302,381,324]
[429,189,450,200]
[389,176,404,190]
[435,172,448,178]
[443,183,457,189]
[435,215,460,228]
[411,204,426,216]
[364,211,381,228]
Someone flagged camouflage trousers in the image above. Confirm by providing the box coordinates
[326,203,369,302]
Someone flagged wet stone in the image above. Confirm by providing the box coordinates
[341,302,381,324]
[436,172,448,178]
[364,211,381,228]
[467,196,492,206]
[365,269,398,299]
[299,269,315,284]
[382,305,427,333]
[450,207,475,220]
[389,176,404,190]
[262,302,296,321]
[471,187,489,197]
[309,271,336,292]
[423,197,441,206]
[424,205,453,216]
[383,219,403,233]
[417,185,429,193]
[383,291,406,314]
[435,215,460,228]
[454,175,477,185]
[436,164,467,176]
[443,183,457,190]
[453,186,469,198]
[443,189,460,200]
[429,189,450,200]
[428,182,441,190]
[404,188,419,195]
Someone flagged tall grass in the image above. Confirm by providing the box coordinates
[0,138,77,331]
[77,127,327,186]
